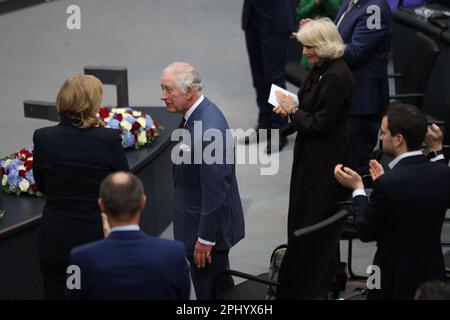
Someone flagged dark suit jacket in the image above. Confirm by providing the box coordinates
[242,0,295,34]
[172,97,245,252]
[33,119,129,264]
[67,230,190,300]
[353,155,450,299]
[335,0,392,115]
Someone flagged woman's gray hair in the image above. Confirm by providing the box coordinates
[296,17,345,59]
[162,62,203,93]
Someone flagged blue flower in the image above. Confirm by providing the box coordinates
[124,116,136,124]
[7,169,20,188]
[121,132,136,148]
[107,119,120,129]
[25,171,35,184]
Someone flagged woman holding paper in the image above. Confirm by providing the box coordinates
[273,18,355,240]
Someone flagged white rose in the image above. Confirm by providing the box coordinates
[132,111,142,117]
[137,118,146,128]
[2,175,7,186]
[3,159,12,168]
[19,179,30,192]
[121,121,132,131]
[112,108,126,114]
[138,131,147,145]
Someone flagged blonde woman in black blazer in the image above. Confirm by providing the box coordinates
[33,74,129,299]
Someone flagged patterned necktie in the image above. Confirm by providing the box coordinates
[336,0,356,28]
[179,117,186,128]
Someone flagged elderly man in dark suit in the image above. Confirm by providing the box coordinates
[161,62,245,300]
[335,0,393,174]
[334,104,450,300]
[67,172,190,300]
[242,0,296,153]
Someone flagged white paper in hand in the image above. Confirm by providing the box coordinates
[268,84,299,108]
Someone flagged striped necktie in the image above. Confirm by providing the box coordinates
[336,0,356,28]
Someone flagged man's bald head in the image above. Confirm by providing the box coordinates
[99,171,145,220]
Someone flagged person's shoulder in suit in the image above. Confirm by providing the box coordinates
[70,232,186,262]
[325,58,353,79]
[34,123,121,143]
[322,58,355,92]
[377,156,450,190]
[198,97,230,131]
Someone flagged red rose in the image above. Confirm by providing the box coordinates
[0,167,5,175]
[132,122,141,130]
[147,128,155,137]
[98,107,110,119]
[19,170,26,177]
[30,184,39,192]
[116,113,123,121]
[25,161,33,170]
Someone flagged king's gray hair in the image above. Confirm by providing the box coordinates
[162,62,203,93]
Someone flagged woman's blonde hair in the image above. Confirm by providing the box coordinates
[56,74,104,128]
[296,17,345,59]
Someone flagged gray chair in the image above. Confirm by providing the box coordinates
[213,209,350,300]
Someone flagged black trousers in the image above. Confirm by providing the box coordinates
[40,261,69,300]
[187,250,234,300]
[348,114,381,174]
[244,12,289,130]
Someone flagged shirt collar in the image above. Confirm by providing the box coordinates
[110,224,140,232]
[388,150,423,169]
[184,95,204,122]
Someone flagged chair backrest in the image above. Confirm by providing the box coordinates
[400,32,439,95]
[276,209,349,299]
[392,29,440,107]
[84,66,129,107]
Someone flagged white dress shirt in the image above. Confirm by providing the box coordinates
[352,150,440,198]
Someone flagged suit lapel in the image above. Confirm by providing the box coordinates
[335,0,351,24]
[185,97,208,130]
[172,97,209,184]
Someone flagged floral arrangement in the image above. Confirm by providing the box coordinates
[98,106,160,149]
[1,148,41,196]
[1,107,160,196]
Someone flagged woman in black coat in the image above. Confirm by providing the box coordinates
[33,74,129,299]
[273,18,356,241]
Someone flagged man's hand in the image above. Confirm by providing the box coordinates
[101,213,111,238]
[194,241,212,268]
[334,164,364,190]
[425,123,443,152]
[369,159,384,181]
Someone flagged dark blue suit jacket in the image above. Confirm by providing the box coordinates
[353,156,450,299]
[172,97,245,252]
[33,120,129,264]
[242,0,295,34]
[67,230,190,300]
[335,0,392,115]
